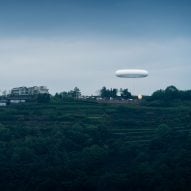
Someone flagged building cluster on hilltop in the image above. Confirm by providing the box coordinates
[0,86,49,106]
[10,86,49,96]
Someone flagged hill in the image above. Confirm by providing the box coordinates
[0,99,191,191]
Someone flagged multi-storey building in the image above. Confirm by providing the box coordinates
[28,86,49,95]
[11,87,29,96]
[10,86,49,96]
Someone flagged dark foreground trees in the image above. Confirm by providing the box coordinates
[0,98,191,191]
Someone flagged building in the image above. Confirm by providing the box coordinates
[0,100,7,106]
[11,87,28,96]
[10,99,26,104]
[10,86,49,96]
[28,86,49,95]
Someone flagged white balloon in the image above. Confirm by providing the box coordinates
[115,69,148,78]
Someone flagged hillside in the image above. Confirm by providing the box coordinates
[0,100,191,191]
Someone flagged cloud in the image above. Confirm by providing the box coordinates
[0,37,190,95]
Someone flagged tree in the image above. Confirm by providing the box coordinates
[37,93,51,103]
[165,86,179,100]
[150,89,165,100]
[100,87,110,99]
[100,87,119,99]
[120,89,131,100]
[180,90,191,100]
[56,87,81,100]
[150,86,180,101]
[111,88,118,99]
[72,87,81,98]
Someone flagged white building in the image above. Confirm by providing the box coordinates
[11,87,28,96]
[0,100,7,106]
[11,86,49,96]
[28,86,49,95]
[10,99,26,104]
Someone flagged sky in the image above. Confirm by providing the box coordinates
[0,0,191,95]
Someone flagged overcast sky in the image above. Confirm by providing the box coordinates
[0,0,191,95]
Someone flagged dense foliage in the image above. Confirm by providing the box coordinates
[100,87,131,100]
[0,91,191,190]
[150,86,191,101]
[55,87,81,100]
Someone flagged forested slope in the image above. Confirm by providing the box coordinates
[0,100,191,191]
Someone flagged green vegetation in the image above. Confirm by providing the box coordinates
[55,87,81,100]
[0,86,191,191]
[100,87,132,100]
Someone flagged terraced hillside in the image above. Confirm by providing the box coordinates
[0,100,190,143]
[108,105,191,143]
